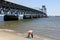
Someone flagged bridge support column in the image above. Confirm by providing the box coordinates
[30,15,33,19]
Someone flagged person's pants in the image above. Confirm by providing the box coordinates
[28,34,33,38]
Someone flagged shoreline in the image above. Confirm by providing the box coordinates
[0,29,52,40]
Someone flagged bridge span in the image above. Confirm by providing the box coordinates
[0,0,47,20]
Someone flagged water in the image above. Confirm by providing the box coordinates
[0,16,60,40]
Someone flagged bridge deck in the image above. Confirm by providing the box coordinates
[0,0,43,13]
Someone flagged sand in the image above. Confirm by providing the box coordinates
[0,29,52,40]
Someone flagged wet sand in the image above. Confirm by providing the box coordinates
[0,29,52,40]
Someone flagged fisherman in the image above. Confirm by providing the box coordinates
[27,30,33,38]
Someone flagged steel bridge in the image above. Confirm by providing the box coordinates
[0,0,47,18]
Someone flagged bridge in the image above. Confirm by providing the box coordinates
[0,0,47,20]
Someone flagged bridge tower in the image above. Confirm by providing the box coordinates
[42,5,47,13]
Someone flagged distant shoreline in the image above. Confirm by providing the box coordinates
[48,16,60,17]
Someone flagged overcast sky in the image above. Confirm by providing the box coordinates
[6,0,60,16]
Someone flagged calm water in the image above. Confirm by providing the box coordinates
[0,16,60,40]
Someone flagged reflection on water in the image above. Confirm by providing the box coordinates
[0,17,60,40]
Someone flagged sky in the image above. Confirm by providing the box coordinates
[6,0,60,16]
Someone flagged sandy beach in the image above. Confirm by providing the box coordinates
[0,29,52,40]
